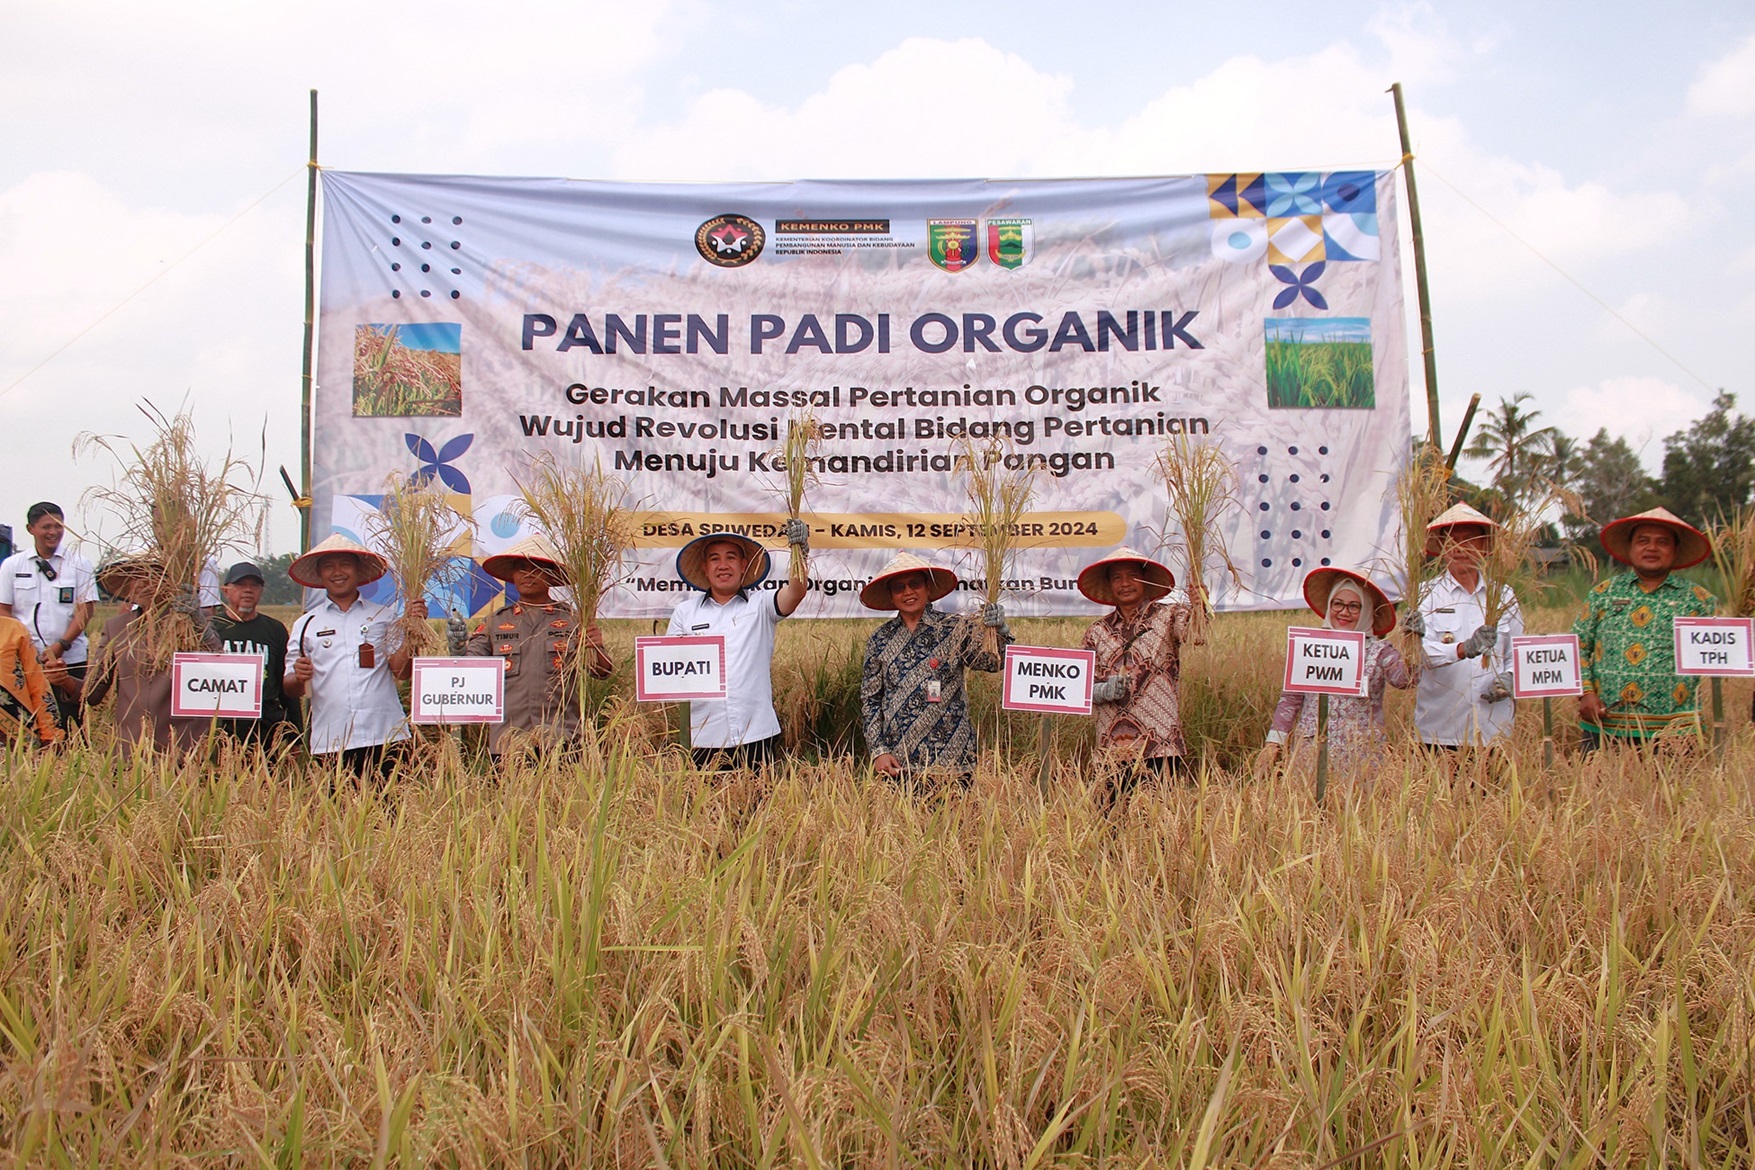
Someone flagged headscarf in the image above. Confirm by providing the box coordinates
[1320,579,1374,640]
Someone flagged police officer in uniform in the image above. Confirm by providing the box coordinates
[455,534,613,758]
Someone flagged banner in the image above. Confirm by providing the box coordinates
[314,171,1409,618]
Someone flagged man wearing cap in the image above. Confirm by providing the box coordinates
[457,534,614,758]
[859,552,1011,787]
[211,561,296,751]
[281,535,418,776]
[0,502,97,728]
[78,553,220,753]
[667,523,810,770]
[1573,507,1717,749]
[1411,503,1522,749]
[1076,548,1194,785]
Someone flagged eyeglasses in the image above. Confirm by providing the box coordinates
[1330,600,1363,614]
[33,557,57,582]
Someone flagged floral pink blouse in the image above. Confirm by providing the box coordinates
[1267,638,1411,776]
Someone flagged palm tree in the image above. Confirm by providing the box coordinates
[1545,431,1583,490]
[1463,392,1559,513]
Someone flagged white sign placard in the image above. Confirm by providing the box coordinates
[635,635,728,701]
[171,652,266,718]
[1281,627,1368,697]
[1510,634,1583,698]
[1001,645,1096,714]
[1673,617,1755,678]
[410,657,506,724]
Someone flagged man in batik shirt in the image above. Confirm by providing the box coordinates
[1,612,61,746]
[1574,507,1717,749]
[859,552,1009,787]
[1077,548,1194,781]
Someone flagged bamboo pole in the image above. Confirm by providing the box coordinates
[1390,82,1442,451]
[1542,696,1554,770]
[1446,393,1482,471]
[1711,677,1724,756]
[299,88,319,553]
[1314,693,1330,803]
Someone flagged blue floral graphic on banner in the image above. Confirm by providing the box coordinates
[1270,263,1329,310]
[1264,173,1321,217]
[405,432,473,492]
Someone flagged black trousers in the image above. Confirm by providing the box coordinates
[692,734,781,772]
[313,741,409,780]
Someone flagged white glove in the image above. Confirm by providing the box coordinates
[1400,608,1424,638]
[1460,623,1498,659]
[783,518,810,552]
[980,602,1006,629]
[1482,672,1514,703]
[1091,675,1128,704]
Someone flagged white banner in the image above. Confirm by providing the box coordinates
[314,171,1409,618]
[1281,627,1368,697]
[410,657,505,724]
[170,652,265,719]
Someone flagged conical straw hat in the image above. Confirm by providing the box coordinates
[1301,566,1396,637]
[1600,506,1711,569]
[288,533,389,588]
[674,531,771,592]
[96,552,166,598]
[1076,546,1175,606]
[1424,501,1499,555]
[859,552,959,611]
[481,533,569,584]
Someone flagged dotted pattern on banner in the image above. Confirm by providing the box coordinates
[1247,443,1336,573]
[384,213,467,301]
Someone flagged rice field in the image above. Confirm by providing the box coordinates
[352,325,463,418]
[1264,340,1375,410]
[3,604,1752,1165]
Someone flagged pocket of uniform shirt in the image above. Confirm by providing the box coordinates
[499,647,519,676]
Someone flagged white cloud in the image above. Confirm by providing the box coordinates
[1554,376,1710,467]
[1687,35,1755,117]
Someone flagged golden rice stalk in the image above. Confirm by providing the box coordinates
[1708,508,1755,617]
[367,476,472,658]
[512,454,633,630]
[1393,444,1453,680]
[779,412,821,581]
[1156,434,1243,642]
[76,403,267,670]
[958,437,1039,656]
[1474,483,1592,667]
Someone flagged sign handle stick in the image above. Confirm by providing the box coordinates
[1542,696,1554,771]
[1711,676,1725,756]
[1314,693,1330,803]
[1035,717,1052,797]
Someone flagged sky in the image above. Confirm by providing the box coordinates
[3,0,1751,554]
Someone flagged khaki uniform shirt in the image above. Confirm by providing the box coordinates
[466,600,610,754]
[84,608,217,753]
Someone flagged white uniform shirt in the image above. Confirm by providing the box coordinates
[0,548,98,665]
[1414,570,1523,746]
[285,595,411,753]
[666,589,785,748]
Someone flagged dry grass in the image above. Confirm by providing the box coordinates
[1157,435,1244,642]
[779,413,822,582]
[512,456,633,632]
[4,603,1753,1165]
[367,476,473,657]
[74,404,267,669]
[1709,509,1755,618]
[959,438,1039,656]
[1477,486,1592,656]
[1391,445,1453,682]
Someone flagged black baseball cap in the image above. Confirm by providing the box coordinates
[223,561,266,585]
[26,502,63,525]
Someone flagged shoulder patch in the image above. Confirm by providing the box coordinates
[550,619,569,629]
[497,622,518,631]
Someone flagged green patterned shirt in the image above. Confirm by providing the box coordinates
[1571,570,1718,739]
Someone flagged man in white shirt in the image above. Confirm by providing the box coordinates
[281,534,420,777]
[1411,503,1522,748]
[0,502,97,728]
[666,523,809,770]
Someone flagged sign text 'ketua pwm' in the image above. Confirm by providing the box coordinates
[1281,627,1368,698]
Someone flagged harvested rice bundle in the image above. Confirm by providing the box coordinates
[1476,485,1593,666]
[778,412,822,582]
[76,403,267,669]
[1156,434,1242,642]
[959,437,1038,655]
[367,475,473,657]
[512,454,633,631]
[1709,508,1755,618]
[1393,444,1453,680]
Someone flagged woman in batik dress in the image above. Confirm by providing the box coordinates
[1254,567,1411,782]
[1079,548,1194,785]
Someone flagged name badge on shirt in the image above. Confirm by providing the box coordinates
[691,623,710,631]
[1434,607,1455,614]
[926,679,942,703]
[58,587,75,605]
